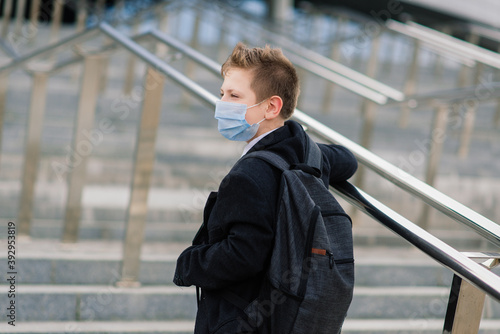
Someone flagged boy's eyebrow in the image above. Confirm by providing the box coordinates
[220,88,240,94]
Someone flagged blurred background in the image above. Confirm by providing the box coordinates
[0,0,499,333]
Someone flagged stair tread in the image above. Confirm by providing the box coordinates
[343,318,500,331]
[9,285,195,294]
[8,284,451,295]
[0,321,194,333]
[3,319,500,333]
[1,238,443,264]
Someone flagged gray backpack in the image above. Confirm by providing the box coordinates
[229,135,354,334]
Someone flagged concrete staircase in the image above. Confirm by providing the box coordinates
[0,1,499,333]
[1,238,500,333]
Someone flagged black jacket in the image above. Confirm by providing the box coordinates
[173,120,357,334]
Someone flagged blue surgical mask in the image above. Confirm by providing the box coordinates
[214,100,266,141]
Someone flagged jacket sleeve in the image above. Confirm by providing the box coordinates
[319,144,358,185]
[173,163,277,290]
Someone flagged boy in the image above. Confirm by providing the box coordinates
[174,43,357,333]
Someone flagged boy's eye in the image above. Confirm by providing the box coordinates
[219,92,239,98]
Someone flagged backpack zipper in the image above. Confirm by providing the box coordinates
[326,250,334,269]
[311,248,334,269]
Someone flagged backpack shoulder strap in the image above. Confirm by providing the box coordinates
[290,134,322,177]
[240,134,323,176]
[241,150,290,172]
[304,134,322,171]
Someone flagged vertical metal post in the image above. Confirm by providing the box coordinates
[365,34,381,79]
[354,35,382,190]
[495,45,500,128]
[49,0,64,44]
[495,99,500,128]
[310,13,322,51]
[181,9,200,109]
[443,274,486,334]
[112,0,125,22]
[354,99,378,190]
[62,55,104,243]
[399,39,421,128]
[453,35,478,155]
[455,31,479,90]
[442,252,499,334]
[123,19,140,95]
[433,26,452,81]
[217,17,227,63]
[456,64,470,88]
[96,0,106,21]
[457,102,476,159]
[156,4,169,33]
[13,0,27,39]
[76,0,88,32]
[18,72,49,236]
[28,0,41,43]
[155,5,169,58]
[0,72,9,170]
[458,63,483,158]
[117,67,165,287]
[321,15,346,114]
[382,32,395,75]
[268,0,293,23]
[71,1,88,82]
[418,104,449,229]
[171,5,181,39]
[1,0,14,39]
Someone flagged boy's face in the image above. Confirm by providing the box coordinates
[220,68,266,126]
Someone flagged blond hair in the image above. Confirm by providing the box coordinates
[221,42,300,119]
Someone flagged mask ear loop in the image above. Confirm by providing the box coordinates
[255,100,271,125]
[247,97,270,109]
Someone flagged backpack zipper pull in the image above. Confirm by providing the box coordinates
[326,250,334,269]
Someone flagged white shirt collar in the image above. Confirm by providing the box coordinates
[241,127,279,156]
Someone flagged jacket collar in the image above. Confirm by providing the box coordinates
[247,120,307,163]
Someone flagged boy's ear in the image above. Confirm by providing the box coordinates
[265,95,283,119]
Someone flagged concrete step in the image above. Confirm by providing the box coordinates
[0,241,453,287]
[0,321,194,334]
[342,319,500,334]
[1,284,499,322]
[0,210,494,250]
[2,240,499,322]
[3,319,500,334]
[1,285,198,322]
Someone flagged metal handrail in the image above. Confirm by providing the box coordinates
[387,82,500,108]
[299,5,477,68]
[142,28,500,248]
[99,23,217,107]
[0,26,101,74]
[146,29,387,104]
[98,22,500,302]
[281,45,405,102]
[387,20,500,70]
[292,110,500,248]
[332,182,500,302]
[47,31,154,75]
[194,0,404,104]
[0,0,181,74]
[460,22,500,44]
